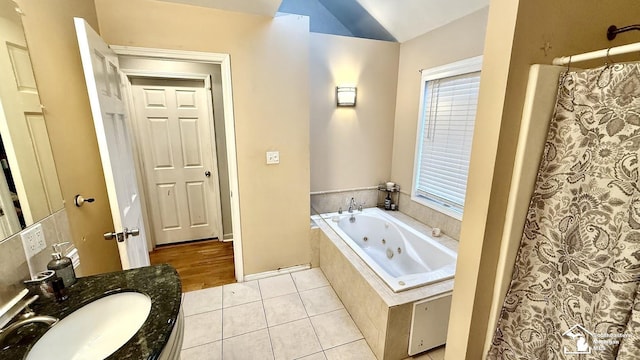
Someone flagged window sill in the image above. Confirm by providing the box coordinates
[410,194,463,221]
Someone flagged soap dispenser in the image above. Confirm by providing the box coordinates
[47,242,77,287]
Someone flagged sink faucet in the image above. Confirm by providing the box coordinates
[348,197,357,213]
[0,298,58,346]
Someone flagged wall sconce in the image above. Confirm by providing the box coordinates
[336,85,357,107]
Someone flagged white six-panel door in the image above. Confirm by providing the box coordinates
[130,78,223,245]
[75,18,150,269]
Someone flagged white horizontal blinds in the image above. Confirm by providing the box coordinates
[416,71,480,210]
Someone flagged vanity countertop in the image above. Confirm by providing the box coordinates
[1,264,182,360]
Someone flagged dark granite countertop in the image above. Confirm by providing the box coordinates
[1,264,182,360]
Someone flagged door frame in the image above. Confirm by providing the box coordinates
[127,73,224,245]
[111,46,244,282]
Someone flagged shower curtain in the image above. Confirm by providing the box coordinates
[488,63,640,359]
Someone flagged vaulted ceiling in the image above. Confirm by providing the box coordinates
[156,0,490,42]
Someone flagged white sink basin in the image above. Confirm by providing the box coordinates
[26,291,151,360]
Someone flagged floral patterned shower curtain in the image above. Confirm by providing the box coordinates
[488,63,640,359]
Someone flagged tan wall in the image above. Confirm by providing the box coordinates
[95,0,311,275]
[447,0,640,358]
[390,8,489,195]
[309,33,399,192]
[389,8,488,235]
[17,0,122,275]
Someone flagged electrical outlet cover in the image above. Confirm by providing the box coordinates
[21,224,46,258]
[33,224,46,253]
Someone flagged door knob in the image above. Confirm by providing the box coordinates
[205,170,211,177]
[74,194,95,207]
[125,228,140,237]
[104,231,124,242]
[104,228,140,242]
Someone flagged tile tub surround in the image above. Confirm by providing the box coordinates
[316,211,457,360]
[397,192,461,240]
[310,187,379,214]
[2,264,182,360]
[310,188,460,238]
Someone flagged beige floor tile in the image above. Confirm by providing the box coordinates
[183,286,222,316]
[298,352,327,360]
[182,310,222,349]
[324,339,377,360]
[222,301,267,338]
[403,350,437,360]
[404,346,444,360]
[263,293,308,327]
[292,268,330,291]
[180,340,221,360]
[222,281,261,308]
[300,286,344,316]
[426,346,445,360]
[258,274,298,299]
[222,329,274,360]
[310,309,363,350]
[269,318,323,360]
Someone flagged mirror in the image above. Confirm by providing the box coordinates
[0,0,63,240]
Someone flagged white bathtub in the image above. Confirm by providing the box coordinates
[318,208,456,292]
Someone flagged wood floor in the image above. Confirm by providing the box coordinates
[149,239,236,293]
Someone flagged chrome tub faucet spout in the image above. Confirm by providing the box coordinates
[348,197,357,213]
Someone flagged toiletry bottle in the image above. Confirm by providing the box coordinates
[384,193,392,210]
[51,276,68,302]
[47,243,76,287]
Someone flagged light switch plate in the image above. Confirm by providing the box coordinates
[266,151,280,164]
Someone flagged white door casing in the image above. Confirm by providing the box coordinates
[131,77,223,245]
[112,45,243,282]
[74,18,150,269]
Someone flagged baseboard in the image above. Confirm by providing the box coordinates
[243,264,311,282]
[223,233,233,242]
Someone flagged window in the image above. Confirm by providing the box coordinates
[412,56,482,218]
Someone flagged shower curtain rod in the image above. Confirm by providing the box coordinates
[552,41,640,66]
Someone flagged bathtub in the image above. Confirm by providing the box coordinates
[318,208,456,292]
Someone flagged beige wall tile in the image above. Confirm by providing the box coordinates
[0,209,73,288]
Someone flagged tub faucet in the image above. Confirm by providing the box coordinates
[348,197,357,213]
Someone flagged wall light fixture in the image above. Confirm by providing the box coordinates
[336,85,357,107]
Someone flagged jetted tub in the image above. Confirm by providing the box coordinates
[319,207,456,292]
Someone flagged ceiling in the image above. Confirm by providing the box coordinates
[155,0,490,43]
[155,0,282,16]
[355,0,489,42]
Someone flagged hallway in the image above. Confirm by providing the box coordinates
[150,239,236,292]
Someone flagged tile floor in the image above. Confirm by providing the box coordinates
[180,268,445,360]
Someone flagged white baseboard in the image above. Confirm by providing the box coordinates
[243,264,311,282]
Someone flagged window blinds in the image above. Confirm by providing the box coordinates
[416,71,480,211]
